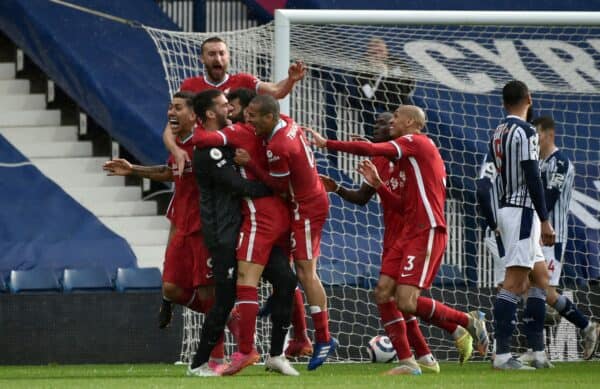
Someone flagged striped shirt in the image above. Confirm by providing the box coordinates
[490,115,540,209]
[540,148,574,244]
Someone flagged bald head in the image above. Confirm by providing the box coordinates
[390,105,426,138]
[399,105,426,128]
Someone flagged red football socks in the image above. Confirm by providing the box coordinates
[415,296,467,333]
[291,288,308,340]
[378,301,412,360]
[236,285,259,354]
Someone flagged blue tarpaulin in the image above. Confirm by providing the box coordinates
[0,136,136,278]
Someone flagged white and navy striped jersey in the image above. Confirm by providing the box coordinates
[540,148,574,244]
[478,151,502,225]
[489,115,540,209]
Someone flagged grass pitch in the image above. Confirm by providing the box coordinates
[0,361,599,388]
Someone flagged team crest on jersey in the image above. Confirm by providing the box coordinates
[398,171,406,187]
[389,177,399,190]
[267,149,280,162]
[210,148,223,160]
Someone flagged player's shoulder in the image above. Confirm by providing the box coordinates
[548,149,571,170]
[507,116,536,137]
[180,76,204,91]
[229,72,259,85]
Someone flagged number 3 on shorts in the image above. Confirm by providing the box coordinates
[404,255,415,271]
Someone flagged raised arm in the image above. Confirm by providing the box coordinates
[257,60,306,99]
[356,159,404,213]
[163,122,189,177]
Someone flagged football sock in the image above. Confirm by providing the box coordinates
[523,287,547,352]
[210,333,225,360]
[291,288,308,340]
[415,296,468,331]
[494,288,521,356]
[309,306,331,343]
[553,294,589,330]
[378,301,412,360]
[405,315,431,358]
[236,285,259,354]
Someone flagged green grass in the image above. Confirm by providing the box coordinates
[0,362,599,389]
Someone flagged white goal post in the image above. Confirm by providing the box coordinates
[273,10,600,114]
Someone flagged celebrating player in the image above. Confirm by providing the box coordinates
[187,89,298,377]
[308,105,488,375]
[102,91,228,372]
[487,81,555,370]
[319,112,456,373]
[165,36,306,175]
[191,90,300,376]
[230,95,337,370]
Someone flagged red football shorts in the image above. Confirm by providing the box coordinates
[236,215,290,265]
[290,215,326,261]
[163,230,213,288]
[381,228,447,289]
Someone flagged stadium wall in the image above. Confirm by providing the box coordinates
[2,285,598,364]
[0,291,182,365]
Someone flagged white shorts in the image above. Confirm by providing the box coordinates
[497,207,544,269]
[543,243,564,287]
[484,227,506,286]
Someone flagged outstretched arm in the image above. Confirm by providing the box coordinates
[103,158,173,182]
[306,127,398,159]
[319,175,375,206]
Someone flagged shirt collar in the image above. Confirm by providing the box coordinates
[267,119,287,142]
[203,72,230,88]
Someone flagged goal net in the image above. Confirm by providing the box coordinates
[144,12,600,363]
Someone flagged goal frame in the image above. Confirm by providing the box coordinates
[273,9,600,114]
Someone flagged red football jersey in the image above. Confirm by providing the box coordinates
[192,124,289,224]
[372,156,404,249]
[266,115,328,217]
[386,133,447,233]
[179,73,260,94]
[166,133,202,234]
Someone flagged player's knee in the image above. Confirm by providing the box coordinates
[295,266,317,284]
[396,298,417,314]
[373,285,393,305]
[545,286,559,305]
[395,288,418,314]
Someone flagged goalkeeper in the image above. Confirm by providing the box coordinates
[187,90,297,377]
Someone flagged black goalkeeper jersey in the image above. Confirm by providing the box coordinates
[193,145,271,250]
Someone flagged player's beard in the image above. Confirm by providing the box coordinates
[216,112,229,128]
[206,62,227,83]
